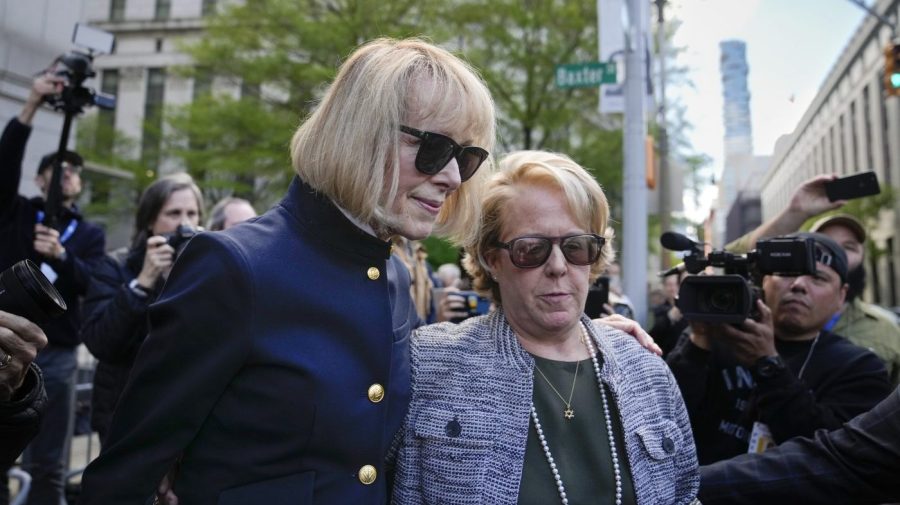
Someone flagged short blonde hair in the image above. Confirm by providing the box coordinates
[290,38,496,244]
[463,150,614,305]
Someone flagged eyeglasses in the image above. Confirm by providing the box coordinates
[399,125,489,182]
[495,234,606,269]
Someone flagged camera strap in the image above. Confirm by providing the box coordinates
[36,211,78,244]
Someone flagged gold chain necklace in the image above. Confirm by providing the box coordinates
[533,359,580,420]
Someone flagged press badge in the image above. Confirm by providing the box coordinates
[748,421,776,454]
[40,263,58,284]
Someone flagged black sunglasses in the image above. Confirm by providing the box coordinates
[399,125,489,182]
[495,234,606,269]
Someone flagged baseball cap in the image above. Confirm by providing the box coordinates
[809,214,866,244]
[37,151,83,175]
[783,232,849,283]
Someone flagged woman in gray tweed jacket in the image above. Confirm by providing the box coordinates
[391,151,699,504]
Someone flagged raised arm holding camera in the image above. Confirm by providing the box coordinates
[666,232,891,465]
[0,73,106,505]
[728,174,900,385]
[81,173,202,444]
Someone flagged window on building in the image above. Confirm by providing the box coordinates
[879,71,893,184]
[110,0,126,21]
[202,0,218,16]
[193,71,212,100]
[97,69,120,155]
[888,238,897,308]
[849,101,859,172]
[155,0,171,20]
[829,125,837,174]
[839,113,847,175]
[142,68,166,169]
[863,85,874,173]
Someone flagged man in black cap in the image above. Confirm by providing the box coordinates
[0,74,105,505]
[667,232,891,464]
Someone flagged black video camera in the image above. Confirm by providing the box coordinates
[0,260,67,324]
[43,24,116,115]
[659,231,817,324]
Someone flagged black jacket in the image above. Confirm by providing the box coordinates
[0,364,47,467]
[81,247,157,442]
[700,385,900,504]
[0,117,106,348]
[667,330,891,464]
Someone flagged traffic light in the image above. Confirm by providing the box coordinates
[885,42,900,97]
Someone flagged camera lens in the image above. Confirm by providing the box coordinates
[0,260,67,323]
[707,287,737,313]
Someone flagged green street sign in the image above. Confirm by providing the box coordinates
[555,62,617,89]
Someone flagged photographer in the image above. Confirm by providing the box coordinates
[729,174,900,385]
[0,311,48,468]
[0,75,106,505]
[667,232,891,464]
[81,173,202,444]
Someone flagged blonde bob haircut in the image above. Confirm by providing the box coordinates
[290,37,496,244]
[463,150,615,305]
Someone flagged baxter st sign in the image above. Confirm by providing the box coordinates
[555,62,617,89]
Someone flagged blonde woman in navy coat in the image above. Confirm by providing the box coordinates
[79,38,496,505]
[392,151,699,504]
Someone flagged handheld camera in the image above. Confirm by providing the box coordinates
[660,231,817,324]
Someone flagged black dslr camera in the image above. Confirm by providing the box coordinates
[43,24,116,115]
[0,260,67,323]
[164,224,200,259]
[659,231,817,324]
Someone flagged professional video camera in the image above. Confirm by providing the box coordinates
[0,260,67,324]
[164,224,200,259]
[42,24,116,230]
[659,231,817,324]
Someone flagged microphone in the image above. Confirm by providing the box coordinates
[658,263,686,278]
[660,231,698,252]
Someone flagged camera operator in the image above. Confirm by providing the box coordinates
[0,74,106,505]
[81,173,202,444]
[0,311,48,468]
[729,174,900,385]
[667,232,891,464]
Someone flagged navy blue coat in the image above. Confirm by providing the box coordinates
[79,177,415,504]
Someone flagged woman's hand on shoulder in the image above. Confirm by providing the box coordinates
[592,314,662,356]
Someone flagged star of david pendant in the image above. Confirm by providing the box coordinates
[564,408,575,419]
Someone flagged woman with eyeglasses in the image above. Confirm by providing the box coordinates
[79,38,495,505]
[392,151,700,505]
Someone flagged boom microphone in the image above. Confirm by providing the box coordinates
[660,231,698,252]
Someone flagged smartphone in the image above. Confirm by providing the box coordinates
[824,171,880,202]
[584,276,610,318]
[449,291,491,323]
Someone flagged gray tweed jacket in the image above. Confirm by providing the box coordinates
[391,309,699,505]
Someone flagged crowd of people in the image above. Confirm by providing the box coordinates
[0,35,899,505]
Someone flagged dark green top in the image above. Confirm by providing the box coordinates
[518,353,637,505]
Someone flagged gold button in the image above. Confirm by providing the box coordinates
[358,464,377,485]
[368,383,385,403]
[367,267,380,280]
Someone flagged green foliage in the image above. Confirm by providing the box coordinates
[422,236,461,270]
[165,0,441,208]
[441,0,625,212]
[801,186,897,260]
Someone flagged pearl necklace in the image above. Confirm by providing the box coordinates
[529,323,622,505]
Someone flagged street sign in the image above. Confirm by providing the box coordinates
[555,62,617,89]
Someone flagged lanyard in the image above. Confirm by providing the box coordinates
[823,311,842,332]
[36,211,79,244]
